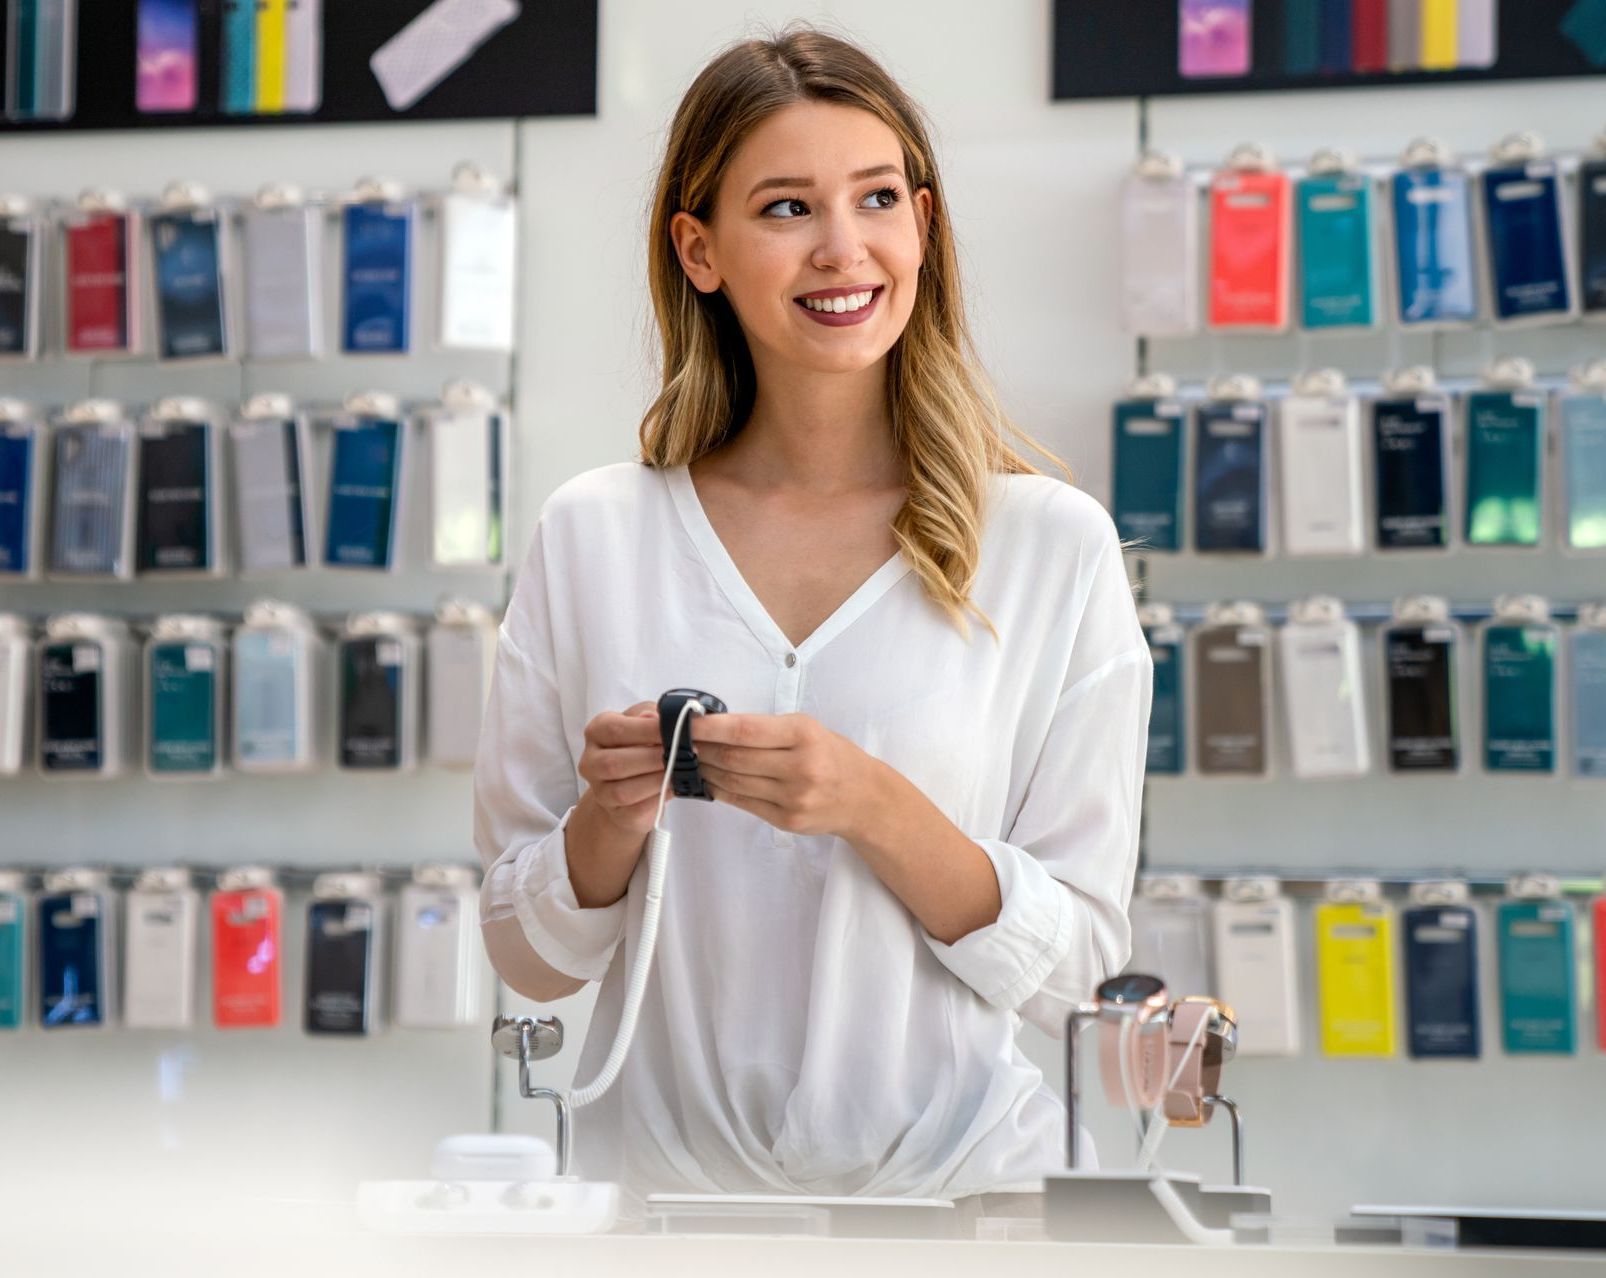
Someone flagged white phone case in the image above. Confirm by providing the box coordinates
[0,618,28,774]
[438,194,516,351]
[283,0,323,113]
[425,621,495,769]
[123,886,199,1029]
[242,205,322,359]
[1118,172,1199,337]
[429,408,504,568]
[1126,895,1214,997]
[1212,896,1302,1056]
[393,881,480,1029]
[1278,393,1366,556]
[1278,615,1371,779]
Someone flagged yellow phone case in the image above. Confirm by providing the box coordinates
[1315,901,1398,1056]
[255,0,289,112]
[1420,0,1459,69]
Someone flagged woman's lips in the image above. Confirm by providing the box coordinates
[794,285,883,327]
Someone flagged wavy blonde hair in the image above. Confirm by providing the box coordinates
[639,25,1071,642]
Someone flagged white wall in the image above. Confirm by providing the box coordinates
[3,0,1602,1230]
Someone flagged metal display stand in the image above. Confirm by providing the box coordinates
[491,1014,570,1175]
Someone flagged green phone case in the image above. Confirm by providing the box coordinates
[1465,391,1543,546]
[1297,173,1377,329]
[1497,900,1576,1054]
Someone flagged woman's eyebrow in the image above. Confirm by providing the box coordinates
[746,163,902,200]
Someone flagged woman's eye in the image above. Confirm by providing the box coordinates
[861,186,902,210]
[762,198,808,219]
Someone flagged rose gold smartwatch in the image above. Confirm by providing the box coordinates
[1095,973,1171,1110]
[1161,996,1237,1127]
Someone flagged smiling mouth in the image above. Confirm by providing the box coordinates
[793,285,884,325]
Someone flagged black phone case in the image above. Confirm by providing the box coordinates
[304,899,375,1035]
[340,637,401,769]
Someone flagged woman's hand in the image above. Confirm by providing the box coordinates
[690,712,883,840]
[576,701,669,837]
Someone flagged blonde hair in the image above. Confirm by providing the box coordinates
[639,25,1071,641]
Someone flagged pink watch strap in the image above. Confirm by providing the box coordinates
[1099,1011,1168,1110]
[1162,1001,1218,1126]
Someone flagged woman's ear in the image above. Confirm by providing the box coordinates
[669,211,722,294]
[914,185,934,265]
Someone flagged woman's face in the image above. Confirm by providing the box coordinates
[672,100,933,376]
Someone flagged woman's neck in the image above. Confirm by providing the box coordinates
[717,356,904,496]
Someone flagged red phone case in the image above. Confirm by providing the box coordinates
[1208,169,1291,330]
[1351,0,1389,72]
[65,215,131,353]
[1596,898,1606,1051]
[211,888,282,1028]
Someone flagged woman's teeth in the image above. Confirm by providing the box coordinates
[801,290,875,313]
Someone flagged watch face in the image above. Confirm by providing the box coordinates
[1098,973,1166,1005]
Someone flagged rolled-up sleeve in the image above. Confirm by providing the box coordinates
[922,510,1152,1037]
[473,520,627,983]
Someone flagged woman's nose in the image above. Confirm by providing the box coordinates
[810,208,868,274]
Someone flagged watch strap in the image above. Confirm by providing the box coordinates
[1099,1011,1168,1110]
[1162,1001,1218,1127]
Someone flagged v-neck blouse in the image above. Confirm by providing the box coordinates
[474,460,1152,1211]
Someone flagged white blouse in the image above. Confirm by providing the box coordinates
[474,460,1152,1213]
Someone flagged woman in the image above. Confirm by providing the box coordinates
[473,26,1152,1228]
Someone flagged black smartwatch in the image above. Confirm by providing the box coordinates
[657,689,727,800]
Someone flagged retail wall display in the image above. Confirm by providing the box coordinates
[1127,872,1606,1063]
[1206,145,1291,332]
[1481,596,1559,773]
[1403,881,1481,1060]
[0,198,45,356]
[1314,884,1398,1057]
[1119,133,1605,339]
[123,867,199,1029]
[36,612,134,778]
[1112,360,1605,558]
[5,0,79,122]
[337,611,420,772]
[1053,0,1606,100]
[1496,879,1576,1054]
[1139,595,1606,781]
[4,0,596,131]
[1192,601,1271,776]
[1119,153,1199,336]
[304,873,384,1035]
[0,407,44,577]
[0,862,481,1032]
[1212,877,1301,1057]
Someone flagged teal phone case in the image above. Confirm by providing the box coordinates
[1465,391,1543,546]
[1497,900,1576,1053]
[1563,395,1606,552]
[149,642,219,774]
[1297,173,1377,329]
[1112,397,1185,552]
[0,891,22,1028]
[1144,628,1185,775]
[1484,623,1557,772]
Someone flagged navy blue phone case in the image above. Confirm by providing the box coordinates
[341,203,412,354]
[1193,401,1267,553]
[151,211,227,358]
[1481,162,1573,322]
[1403,904,1481,1059]
[1372,397,1449,550]
[37,893,105,1026]
[0,425,33,573]
[324,419,402,569]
